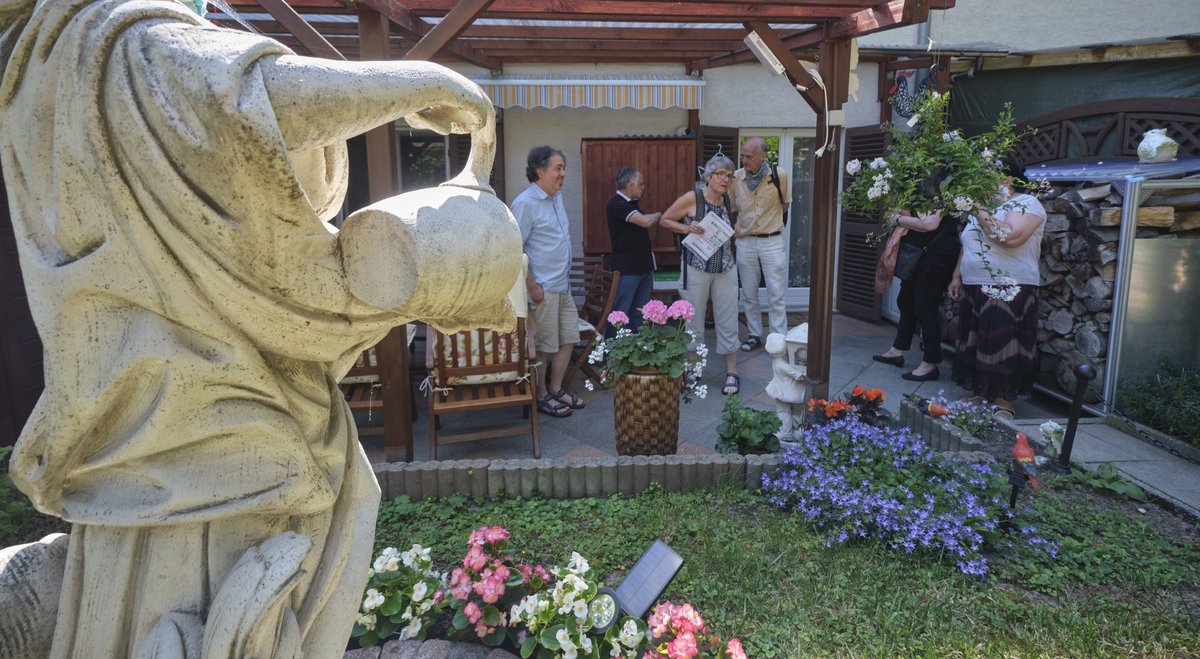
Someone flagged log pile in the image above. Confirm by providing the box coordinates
[940,181,1200,402]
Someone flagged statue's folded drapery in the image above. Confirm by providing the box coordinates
[0,0,433,655]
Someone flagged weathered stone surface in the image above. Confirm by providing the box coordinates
[345,647,384,659]
[1047,309,1075,335]
[0,1,517,655]
[0,534,69,659]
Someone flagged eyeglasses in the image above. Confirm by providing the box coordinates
[711,171,733,180]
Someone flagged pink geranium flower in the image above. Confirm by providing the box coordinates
[666,299,694,322]
[725,638,747,659]
[608,310,630,327]
[641,299,670,325]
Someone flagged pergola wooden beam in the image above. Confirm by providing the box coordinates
[743,21,824,113]
[404,0,496,61]
[255,0,345,59]
[357,0,497,68]
[401,0,860,22]
[698,0,948,69]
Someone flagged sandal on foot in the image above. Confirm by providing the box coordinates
[722,372,740,396]
[740,336,762,352]
[537,394,573,417]
[551,388,586,410]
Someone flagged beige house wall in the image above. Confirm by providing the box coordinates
[860,0,1200,53]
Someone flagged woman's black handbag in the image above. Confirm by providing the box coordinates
[893,241,925,281]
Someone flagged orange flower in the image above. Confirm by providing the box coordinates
[852,384,865,397]
[826,400,848,417]
[863,388,883,402]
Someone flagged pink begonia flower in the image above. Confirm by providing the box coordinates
[666,299,694,322]
[449,568,472,600]
[483,525,510,544]
[534,565,552,582]
[641,299,669,325]
[671,603,704,634]
[725,638,748,659]
[517,563,532,581]
[474,621,495,638]
[666,631,698,659]
[608,310,630,327]
[433,590,445,604]
[648,601,676,638]
[464,545,488,572]
[493,563,511,581]
[464,601,483,625]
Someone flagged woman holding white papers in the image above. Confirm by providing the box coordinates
[661,154,741,396]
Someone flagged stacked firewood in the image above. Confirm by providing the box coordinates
[940,182,1200,402]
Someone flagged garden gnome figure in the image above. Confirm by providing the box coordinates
[0,0,521,657]
[764,324,811,443]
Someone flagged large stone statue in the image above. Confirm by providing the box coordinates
[0,0,521,657]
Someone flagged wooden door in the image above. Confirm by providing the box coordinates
[0,171,44,445]
[836,126,891,322]
[581,138,695,266]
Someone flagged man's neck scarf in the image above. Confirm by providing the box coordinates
[745,160,769,192]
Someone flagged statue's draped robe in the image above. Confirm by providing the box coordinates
[0,0,405,655]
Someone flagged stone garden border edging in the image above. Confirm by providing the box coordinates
[897,398,988,453]
[372,453,782,502]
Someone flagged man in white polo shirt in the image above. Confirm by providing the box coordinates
[511,146,583,418]
[731,137,790,352]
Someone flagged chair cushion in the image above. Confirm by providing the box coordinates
[432,331,526,385]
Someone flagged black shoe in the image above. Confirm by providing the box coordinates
[872,354,904,367]
[901,367,940,382]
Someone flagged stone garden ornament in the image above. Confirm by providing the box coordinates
[0,0,522,656]
[764,324,811,443]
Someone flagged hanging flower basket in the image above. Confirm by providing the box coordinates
[613,370,680,456]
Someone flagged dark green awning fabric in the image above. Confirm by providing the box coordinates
[950,56,1200,135]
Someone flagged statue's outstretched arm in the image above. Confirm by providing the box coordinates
[260,57,492,151]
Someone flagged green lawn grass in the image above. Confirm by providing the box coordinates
[376,480,1200,658]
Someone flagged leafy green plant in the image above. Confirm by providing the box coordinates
[1071,462,1148,502]
[715,395,780,455]
[589,300,706,402]
[1117,361,1200,446]
[840,90,1028,226]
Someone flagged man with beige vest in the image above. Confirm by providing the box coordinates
[731,137,790,352]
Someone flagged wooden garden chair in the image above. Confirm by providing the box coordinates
[424,317,540,460]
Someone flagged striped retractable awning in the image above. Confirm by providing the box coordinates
[472,74,704,110]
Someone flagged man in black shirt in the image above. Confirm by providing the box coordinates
[606,167,662,332]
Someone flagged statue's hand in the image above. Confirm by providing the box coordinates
[404,85,491,136]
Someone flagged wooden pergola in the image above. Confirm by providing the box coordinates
[217,0,953,457]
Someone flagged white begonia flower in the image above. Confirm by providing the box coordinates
[356,613,377,631]
[412,581,428,602]
[584,380,595,391]
[869,157,887,169]
[845,159,862,175]
[619,619,641,646]
[568,552,590,573]
[695,385,708,399]
[362,589,385,611]
[399,618,422,640]
[563,647,578,659]
[556,628,575,648]
[580,636,594,653]
[572,598,589,619]
[367,567,375,579]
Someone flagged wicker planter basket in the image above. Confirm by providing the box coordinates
[613,370,681,455]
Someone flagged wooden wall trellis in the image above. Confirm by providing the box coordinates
[1013,97,1200,165]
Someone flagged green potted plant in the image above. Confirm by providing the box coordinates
[715,395,781,455]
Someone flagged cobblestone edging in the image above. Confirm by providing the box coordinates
[898,398,987,453]
[345,639,517,659]
[371,454,781,501]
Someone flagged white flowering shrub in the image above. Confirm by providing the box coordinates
[352,544,448,646]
